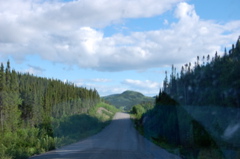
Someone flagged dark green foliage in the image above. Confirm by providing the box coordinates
[142,92,181,146]
[131,104,145,119]
[192,120,213,148]
[134,91,223,159]
[164,36,240,108]
[132,37,240,159]
[157,36,240,158]
[103,90,154,110]
[139,37,240,158]
[155,91,179,106]
[0,61,102,159]
[0,127,56,159]
[53,114,101,142]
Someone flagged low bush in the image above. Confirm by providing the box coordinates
[0,102,118,159]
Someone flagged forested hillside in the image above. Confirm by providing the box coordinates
[103,90,154,110]
[163,36,240,107]
[0,61,112,159]
[132,37,240,159]
[0,61,100,129]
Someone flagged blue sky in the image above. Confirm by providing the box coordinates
[0,0,239,96]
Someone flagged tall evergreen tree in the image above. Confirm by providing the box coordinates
[163,36,240,107]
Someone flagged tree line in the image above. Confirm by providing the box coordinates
[0,61,100,158]
[131,36,240,159]
[163,36,240,107]
[0,61,100,131]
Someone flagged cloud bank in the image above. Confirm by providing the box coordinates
[74,78,159,96]
[0,0,239,72]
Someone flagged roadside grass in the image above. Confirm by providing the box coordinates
[89,102,119,121]
[0,102,118,159]
[52,102,119,148]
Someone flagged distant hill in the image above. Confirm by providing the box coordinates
[102,90,154,110]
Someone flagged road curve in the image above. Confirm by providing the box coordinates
[30,112,181,159]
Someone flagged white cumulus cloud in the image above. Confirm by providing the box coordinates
[122,79,160,95]
[0,1,240,72]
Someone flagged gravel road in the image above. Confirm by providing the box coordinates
[30,112,181,159]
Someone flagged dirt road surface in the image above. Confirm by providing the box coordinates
[30,112,181,159]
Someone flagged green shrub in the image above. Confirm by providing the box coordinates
[131,104,145,119]
[0,102,118,159]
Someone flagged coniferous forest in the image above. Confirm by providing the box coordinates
[0,61,118,159]
[163,37,240,107]
[132,36,240,159]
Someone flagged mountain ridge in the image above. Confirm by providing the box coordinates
[102,90,154,110]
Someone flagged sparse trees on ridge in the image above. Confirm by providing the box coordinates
[163,36,240,107]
